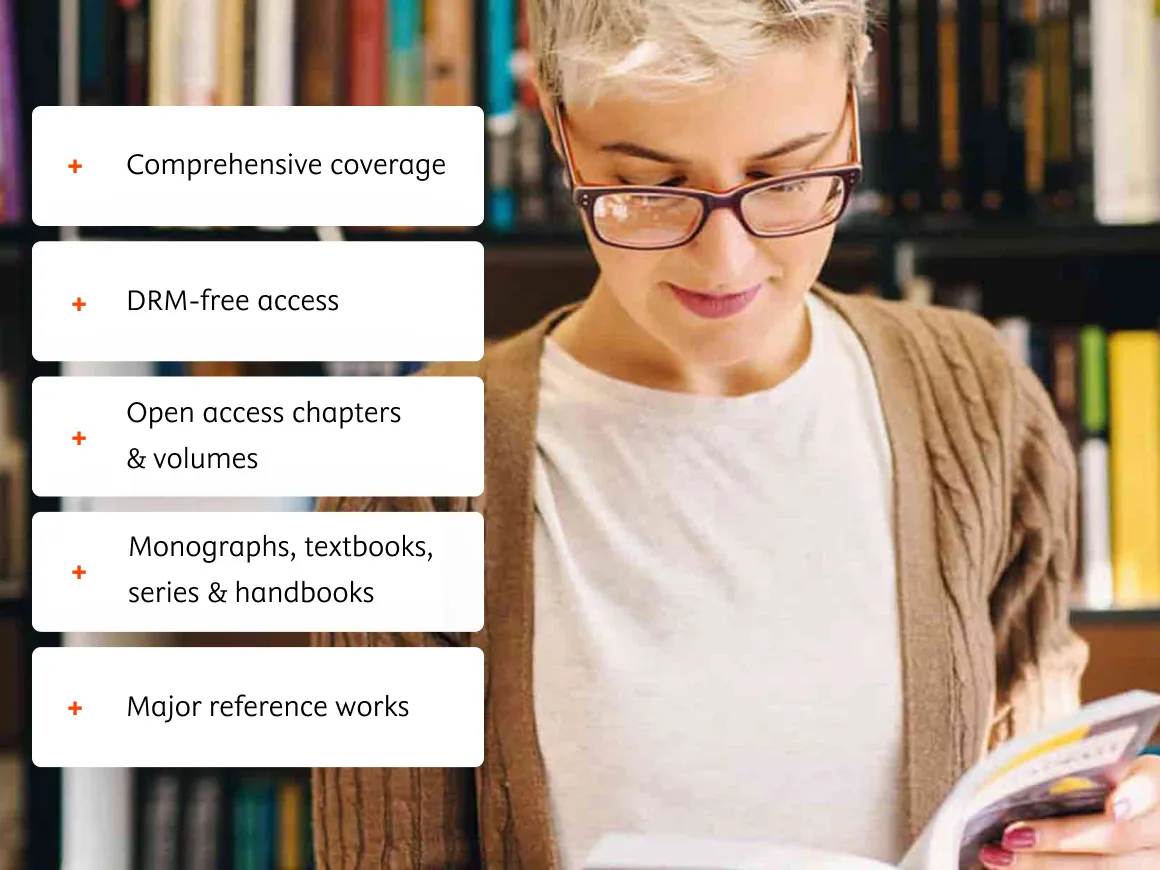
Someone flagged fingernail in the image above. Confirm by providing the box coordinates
[1113,796,1133,822]
[979,845,1015,868]
[1002,824,1037,850]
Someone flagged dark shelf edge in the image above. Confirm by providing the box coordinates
[1070,607,1160,626]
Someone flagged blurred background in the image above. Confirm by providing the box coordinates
[2,0,1160,867]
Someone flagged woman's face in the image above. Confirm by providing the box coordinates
[549,38,854,368]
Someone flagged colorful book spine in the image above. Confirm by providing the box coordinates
[349,0,386,105]
[486,0,517,228]
[1079,326,1113,609]
[388,0,424,106]
[1108,332,1160,606]
[425,0,474,106]
[0,0,21,222]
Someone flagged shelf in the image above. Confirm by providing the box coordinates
[1071,607,1160,625]
[0,597,25,619]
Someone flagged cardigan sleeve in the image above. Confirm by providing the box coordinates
[311,496,482,870]
[986,361,1090,750]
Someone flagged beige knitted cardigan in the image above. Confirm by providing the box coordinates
[312,285,1089,869]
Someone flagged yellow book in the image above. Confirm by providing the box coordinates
[1108,331,1160,606]
[277,779,306,869]
[217,0,247,106]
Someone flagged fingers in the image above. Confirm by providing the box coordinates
[977,756,1160,868]
[1107,755,1160,823]
[978,846,1160,868]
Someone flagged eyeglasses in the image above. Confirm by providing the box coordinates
[554,83,863,251]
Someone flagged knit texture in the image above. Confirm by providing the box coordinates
[311,286,1087,869]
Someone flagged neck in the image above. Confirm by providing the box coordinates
[549,278,813,397]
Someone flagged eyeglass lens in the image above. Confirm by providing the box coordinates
[591,175,849,248]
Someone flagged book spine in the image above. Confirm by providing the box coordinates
[141,771,182,870]
[1090,0,1160,222]
[1024,0,1047,210]
[181,0,220,105]
[102,0,126,104]
[1078,324,1111,611]
[936,0,964,211]
[917,0,942,211]
[123,0,147,106]
[277,779,306,870]
[1080,439,1113,608]
[183,775,222,870]
[256,0,295,105]
[218,0,247,105]
[1050,327,1081,449]
[148,0,177,105]
[1003,0,1032,212]
[1044,0,1073,209]
[1108,331,1160,606]
[424,0,474,106]
[1070,0,1093,211]
[79,0,106,104]
[979,0,1005,209]
[388,0,423,105]
[297,0,343,106]
[349,0,385,105]
[0,0,21,222]
[486,0,516,228]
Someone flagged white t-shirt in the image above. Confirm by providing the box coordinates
[532,291,906,868]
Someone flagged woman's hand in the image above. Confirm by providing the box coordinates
[978,754,1160,867]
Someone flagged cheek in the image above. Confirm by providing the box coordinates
[757,226,836,279]
[589,242,671,307]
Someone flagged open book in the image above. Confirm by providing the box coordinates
[585,690,1160,870]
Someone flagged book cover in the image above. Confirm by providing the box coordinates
[584,693,1160,870]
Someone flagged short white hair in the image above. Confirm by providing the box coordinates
[528,0,872,106]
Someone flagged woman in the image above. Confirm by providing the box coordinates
[313,1,1160,867]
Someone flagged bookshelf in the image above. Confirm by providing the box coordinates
[10,0,1160,867]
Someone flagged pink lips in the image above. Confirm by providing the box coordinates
[669,283,761,319]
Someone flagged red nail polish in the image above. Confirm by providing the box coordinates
[1002,825,1037,850]
[979,845,1015,868]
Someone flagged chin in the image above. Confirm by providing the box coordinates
[659,318,771,369]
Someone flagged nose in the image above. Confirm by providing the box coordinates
[687,203,760,286]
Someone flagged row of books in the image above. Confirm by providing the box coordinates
[0,374,24,600]
[136,769,313,870]
[0,0,19,225]
[855,1,1160,226]
[909,279,1160,609]
[0,751,20,870]
[70,0,1160,231]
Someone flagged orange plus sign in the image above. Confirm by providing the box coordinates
[68,159,82,173]
[72,297,86,311]
[72,565,86,580]
[68,701,82,715]
[71,431,86,446]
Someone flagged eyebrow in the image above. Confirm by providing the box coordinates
[598,131,831,164]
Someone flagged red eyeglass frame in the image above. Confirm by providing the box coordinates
[552,82,864,250]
